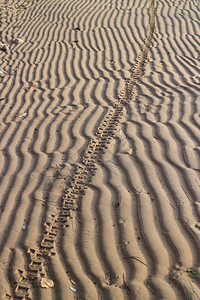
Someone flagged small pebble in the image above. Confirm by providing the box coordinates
[0,44,9,52]
[15,38,24,44]
[22,224,26,230]
[69,287,77,293]
[105,272,112,285]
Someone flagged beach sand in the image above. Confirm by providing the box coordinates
[0,0,200,299]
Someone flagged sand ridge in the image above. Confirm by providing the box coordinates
[0,0,200,299]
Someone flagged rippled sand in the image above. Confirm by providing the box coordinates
[0,0,200,299]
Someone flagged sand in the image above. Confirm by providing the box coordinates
[0,0,200,299]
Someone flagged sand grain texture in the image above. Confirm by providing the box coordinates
[0,0,200,299]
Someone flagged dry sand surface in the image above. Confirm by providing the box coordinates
[0,0,200,299]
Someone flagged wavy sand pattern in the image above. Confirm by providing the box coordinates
[0,0,200,299]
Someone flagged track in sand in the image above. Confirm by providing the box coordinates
[0,0,200,299]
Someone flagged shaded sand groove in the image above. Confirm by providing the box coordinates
[1,0,200,299]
